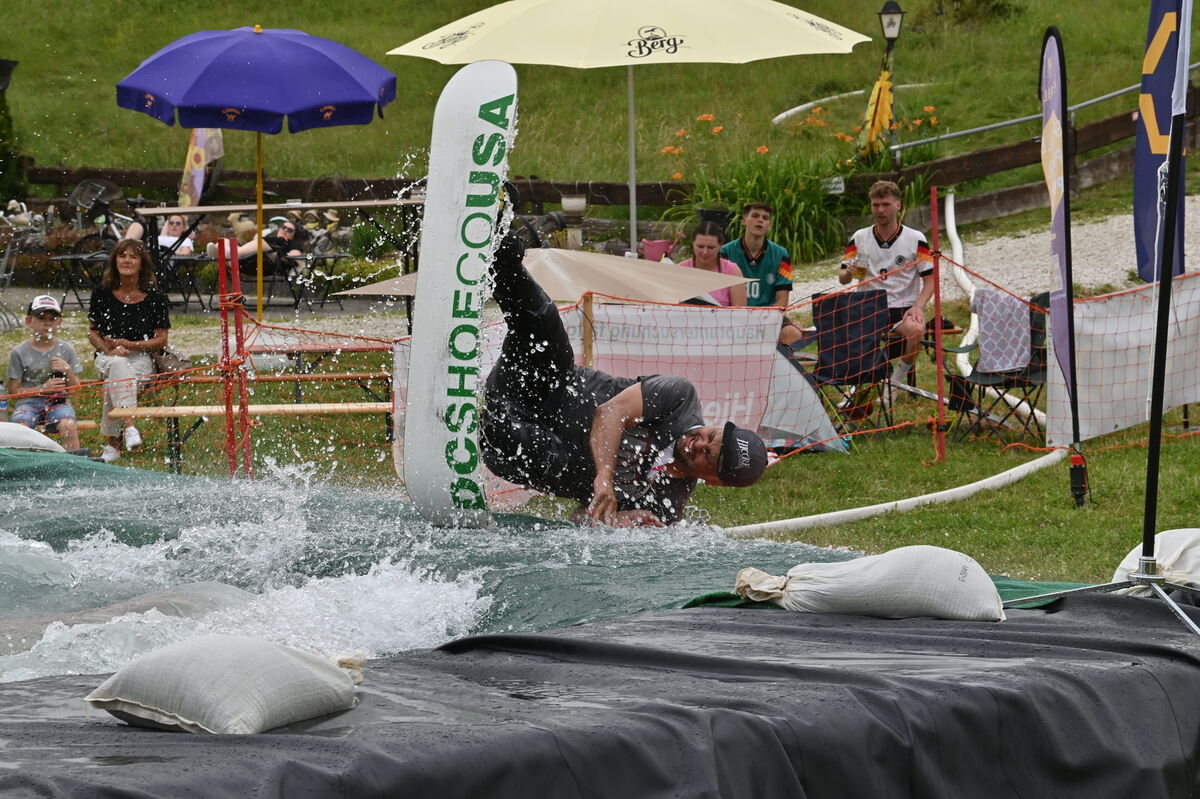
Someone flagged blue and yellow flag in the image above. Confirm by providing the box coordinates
[1134,0,1188,282]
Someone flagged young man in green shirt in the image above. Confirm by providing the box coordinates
[720,202,803,347]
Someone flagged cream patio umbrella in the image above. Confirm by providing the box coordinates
[338,247,753,305]
[388,0,869,253]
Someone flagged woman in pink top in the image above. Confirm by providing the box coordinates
[677,221,746,306]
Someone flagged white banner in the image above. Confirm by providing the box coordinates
[591,304,776,428]
[1046,274,1200,446]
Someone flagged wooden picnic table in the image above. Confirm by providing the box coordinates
[137,198,422,317]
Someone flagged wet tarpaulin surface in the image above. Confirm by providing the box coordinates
[4,594,1200,798]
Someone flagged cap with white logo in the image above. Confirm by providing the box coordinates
[716,421,768,487]
[27,295,62,316]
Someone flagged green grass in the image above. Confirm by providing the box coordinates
[4,0,1186,188]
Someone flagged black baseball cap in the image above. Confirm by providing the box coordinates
[717,421,768,487]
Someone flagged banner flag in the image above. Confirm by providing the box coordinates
[1134,0,1187,283]
[857,66,894,157]
[1040,28,1079,425]
[178,128,224,208]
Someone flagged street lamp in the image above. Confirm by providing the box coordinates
[876,0,905,165]
[878,0,905,52]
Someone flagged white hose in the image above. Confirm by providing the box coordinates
[724,448,1067,539]
[943,191,977,376]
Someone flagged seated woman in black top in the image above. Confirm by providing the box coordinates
[87,239,171,463]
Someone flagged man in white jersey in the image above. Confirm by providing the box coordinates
[837,180,934,389]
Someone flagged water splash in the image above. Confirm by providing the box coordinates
[0,452,844,682]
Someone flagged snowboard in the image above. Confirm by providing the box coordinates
[396,60,517,526]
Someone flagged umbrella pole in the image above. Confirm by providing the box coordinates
[256,131,265,321]
[626,65,637,256]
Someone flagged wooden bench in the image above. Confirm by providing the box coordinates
[107,402,392,473]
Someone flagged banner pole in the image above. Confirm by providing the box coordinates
[1142,112,1187,557]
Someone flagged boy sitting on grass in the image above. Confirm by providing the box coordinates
[5,295,84,451]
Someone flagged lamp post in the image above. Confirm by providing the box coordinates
[877,1,905,162]
[878,0,905,54]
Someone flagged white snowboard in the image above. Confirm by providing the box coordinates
[397,60,517,526]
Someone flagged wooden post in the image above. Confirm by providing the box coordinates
[582,292,594,368]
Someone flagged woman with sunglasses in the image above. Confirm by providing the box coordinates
[205,220,305,275]
[123,214,194,255]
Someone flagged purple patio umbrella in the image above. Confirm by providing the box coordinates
[116,25,397,317]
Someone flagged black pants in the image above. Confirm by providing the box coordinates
[481,258,584,497]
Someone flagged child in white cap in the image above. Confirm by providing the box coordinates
[5,295,84,451]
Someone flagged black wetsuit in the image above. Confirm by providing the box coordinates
[481,251,701,523]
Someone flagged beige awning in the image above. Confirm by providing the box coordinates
[337,248,752,305]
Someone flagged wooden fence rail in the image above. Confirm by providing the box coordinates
[19,90,1194,220]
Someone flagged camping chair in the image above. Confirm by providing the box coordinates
[950,291,1049,443]
[810,288,893,431]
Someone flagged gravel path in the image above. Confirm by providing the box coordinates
[787,194,1200,304]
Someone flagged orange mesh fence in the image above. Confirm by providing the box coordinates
[13,241,1198,480]
[0,309,398,481]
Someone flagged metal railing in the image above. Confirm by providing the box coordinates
[890,63,1200,161]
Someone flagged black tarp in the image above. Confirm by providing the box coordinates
[3,593,1200,798]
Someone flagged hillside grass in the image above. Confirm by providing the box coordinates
[4,0,1185,186]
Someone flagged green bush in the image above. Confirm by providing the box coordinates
[348,223,387,260]
[663,151,864,262]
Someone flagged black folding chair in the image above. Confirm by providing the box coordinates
[811,289,893,432]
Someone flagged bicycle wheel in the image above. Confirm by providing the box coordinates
[72,232,115,291]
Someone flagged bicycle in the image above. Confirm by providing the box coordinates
[68,179,143,260]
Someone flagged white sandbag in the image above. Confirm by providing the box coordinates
[0,421,65,452]
[735,545,1005,621]
[86,634,362,734]
[1113,528,1200,597]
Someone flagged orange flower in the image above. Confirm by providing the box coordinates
[675,128,687,137]
[854,124,863,133]
[833,131,854,142]
[812,107,823,115]
[696,113,714,122]
[660,146,675,154]
[711,125,724,134]
[923,105,936,113]
[671,171,683,180]
[672,146,683,155]
[929,116,938,126]
[756,145,769,154]
[912,118,923,126]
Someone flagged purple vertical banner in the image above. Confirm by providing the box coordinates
[1040,28,1077,418]
[1134,0,1187,283]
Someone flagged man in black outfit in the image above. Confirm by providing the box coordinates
[481,234,769,527]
